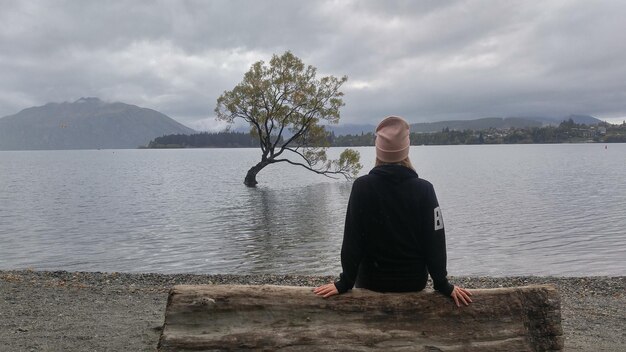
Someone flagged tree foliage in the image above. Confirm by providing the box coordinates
[215,51,361,186]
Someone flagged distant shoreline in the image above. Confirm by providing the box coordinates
[144,140,626,149]
[2,141,625,152]
[146,120,626,147]
[1,270,624,351]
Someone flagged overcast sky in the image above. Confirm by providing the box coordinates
[1,0,626,130]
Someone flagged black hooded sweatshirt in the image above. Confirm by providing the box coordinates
[334,164,454,296]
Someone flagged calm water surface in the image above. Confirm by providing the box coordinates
[1,144,625,276]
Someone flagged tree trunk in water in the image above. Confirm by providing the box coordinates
[244,160,270,187]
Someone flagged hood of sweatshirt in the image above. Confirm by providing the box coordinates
[369,164,419,184]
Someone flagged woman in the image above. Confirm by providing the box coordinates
[314,116,472,307]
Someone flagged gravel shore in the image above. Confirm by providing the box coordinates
[1,270,624,351]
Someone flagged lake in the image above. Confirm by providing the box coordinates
[1,144,625,276]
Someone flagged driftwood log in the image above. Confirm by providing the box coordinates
[158,284,563,352]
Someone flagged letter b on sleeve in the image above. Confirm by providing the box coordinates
[434,206,444,231]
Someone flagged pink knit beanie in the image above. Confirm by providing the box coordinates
[375,116,410,162]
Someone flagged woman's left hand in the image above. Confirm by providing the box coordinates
[450,285,473,307]
[313,283,339,298]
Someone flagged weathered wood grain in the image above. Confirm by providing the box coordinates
[158,284,562,351]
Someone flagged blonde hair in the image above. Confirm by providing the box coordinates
[375,157,415,171]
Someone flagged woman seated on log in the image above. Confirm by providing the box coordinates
[314,116,472,307]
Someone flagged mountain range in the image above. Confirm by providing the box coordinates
[0,98,195,150]
[326,114,603,135]
[0,97,605,150]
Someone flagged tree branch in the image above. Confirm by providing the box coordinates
[283,147,314,166]
[272,158,346,180]
[270,102,308,153]
[241,111,267,155]
[274,112,319,158]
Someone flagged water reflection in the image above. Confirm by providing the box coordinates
[223,182,351,274]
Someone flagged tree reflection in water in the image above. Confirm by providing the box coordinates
[226,182,352,275]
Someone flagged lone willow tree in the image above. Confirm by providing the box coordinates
[216,51,362,186]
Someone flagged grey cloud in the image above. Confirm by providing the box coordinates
[1,0,625,128]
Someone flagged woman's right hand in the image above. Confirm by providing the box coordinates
[450,285,472,307]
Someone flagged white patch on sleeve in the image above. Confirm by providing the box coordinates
[434,206,444,231]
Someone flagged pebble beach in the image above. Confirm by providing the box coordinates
[1,270,624,351]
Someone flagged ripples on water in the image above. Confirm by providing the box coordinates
[0,144,625,276]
